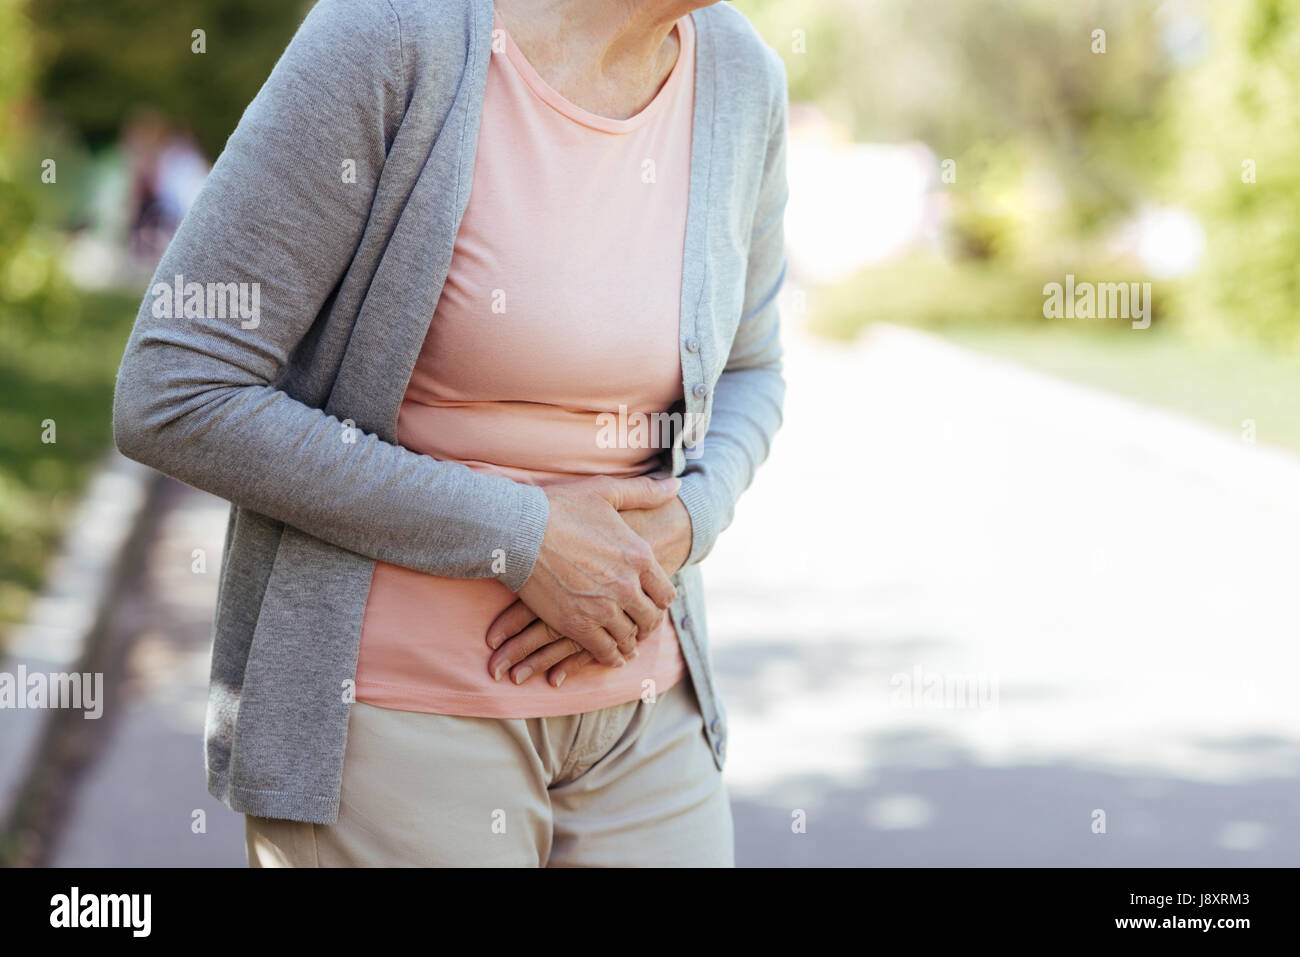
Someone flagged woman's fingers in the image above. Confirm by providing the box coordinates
[639,565,678,611]
[607,612,640,658]
[485,599,538,650]
[624,591,665,641]
[509,638,585,685]
[548,650,595,688]
[487,614,637,685]
[568,622,628,668]
[488,619,561,681]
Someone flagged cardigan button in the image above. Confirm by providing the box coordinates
[692,383,708,399]
[714,738,726,758]
[710,718,723,735]
[684,336,700,353]
[680,614,693,630]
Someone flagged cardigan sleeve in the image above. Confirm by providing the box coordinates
[675,51,790,568]
[111,0,550,592]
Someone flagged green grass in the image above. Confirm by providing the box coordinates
[0,288,141,638]
[937,322,1300,454]
[812,256,1300,456]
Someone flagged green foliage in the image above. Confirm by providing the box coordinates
[0,0,55,307]
[733,0,1186,352]
[738,0,1300,354]
[0,0,33,146]
[810,255,1045,340]
[1166,0,1300,352]
[738,0,1173,235]
[810,252,1173,342]
[0,1,142,636]
[30,0,309,158]
[0,6,136,627]
[0,289,141,630]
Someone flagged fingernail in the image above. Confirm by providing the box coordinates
[614,657,626,668]
[493,661,508,681]
[486,632,500,649]
[554,672,566,687]
[629,648,639,660]
[513,667,532,684]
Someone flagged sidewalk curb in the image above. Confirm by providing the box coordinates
[0,450,165,864]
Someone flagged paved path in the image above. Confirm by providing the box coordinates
[713,321,1300,866]
[49,479,243,866]
[46,322,1300,866]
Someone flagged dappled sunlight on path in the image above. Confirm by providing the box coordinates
[709,321,1300,865]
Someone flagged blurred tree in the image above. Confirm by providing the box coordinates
[30,0,309,159]
[1169,0,1300,351]
[737,0,1174,262]
[0,0,38,295]
[0,0,32,142]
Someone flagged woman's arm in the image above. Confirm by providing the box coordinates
[113,0,556,591]
[114,1,680,661]
[675,53,790,568]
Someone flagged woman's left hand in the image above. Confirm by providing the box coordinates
[486,495,692,686]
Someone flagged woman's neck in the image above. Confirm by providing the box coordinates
[494,0,711,119]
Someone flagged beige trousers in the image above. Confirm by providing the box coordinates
[245,675,734,867]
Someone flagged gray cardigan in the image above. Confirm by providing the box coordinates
[112,0,788,825]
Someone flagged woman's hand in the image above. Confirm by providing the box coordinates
[487,494,693,686]
[485,608,594,687]
[619,495,692,579]
[513,475,680,671]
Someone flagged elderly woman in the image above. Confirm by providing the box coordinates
[113,0,788,867]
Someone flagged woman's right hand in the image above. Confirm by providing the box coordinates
[514,475,680,668]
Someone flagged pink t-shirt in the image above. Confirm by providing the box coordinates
[352,11,696,717]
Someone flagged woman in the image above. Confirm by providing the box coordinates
[113,0,788,867]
